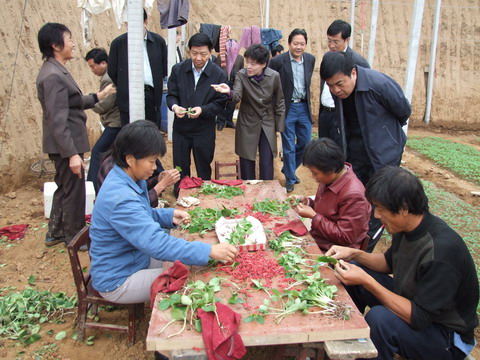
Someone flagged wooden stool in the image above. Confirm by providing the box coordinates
[214,160,241,180]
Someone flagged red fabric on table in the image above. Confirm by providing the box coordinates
[273,219,308,236]
[178,176,204,189]
[0,224,28,240]
[149,260,190,307]
[198,303,246,360]
[210,179,243,187]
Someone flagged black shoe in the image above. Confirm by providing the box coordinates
[286,184,294,193]
[45,235,66,247]
[217,122,225,131]
[295,178,301,184]
[226,122,236,129]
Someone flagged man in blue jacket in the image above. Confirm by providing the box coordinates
[320,51,411,251]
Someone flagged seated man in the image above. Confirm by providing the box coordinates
[290,138,371,252]
[326,167,479,360]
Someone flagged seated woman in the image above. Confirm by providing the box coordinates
[89,120,237,304]
[212,44,285,180]
[290,138,371,252]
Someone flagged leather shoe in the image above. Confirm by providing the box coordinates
[45,235,66,247]
[217,122,225,131]
[286,184,294,193]
[226,122,236,129]
[295,178,301,184]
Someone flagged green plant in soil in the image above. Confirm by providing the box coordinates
[0,286,76,346]
[199,183,244,199]
[181,206,240,235]
[226,218,253,245]
[253,198,291,216]
[407,136,480,185]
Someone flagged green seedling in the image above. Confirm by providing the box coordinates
[175,166,182,172]
[199,183,244,199]
[227,218,253,245]
[253,198,290,216]
[181,206,241,235]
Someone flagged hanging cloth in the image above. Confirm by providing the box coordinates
[239,26,261,49]
[158,0,190,29]
[77,0,112,45]
[218,25,230,68]
[226,39,241,79]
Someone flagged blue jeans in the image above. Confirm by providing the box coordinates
[281,102,312,185]
[346,263,462,360]
[87,126,121,192]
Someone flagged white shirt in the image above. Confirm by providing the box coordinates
[192,60,209,89]
[143,33,154,87]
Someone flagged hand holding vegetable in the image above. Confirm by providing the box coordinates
[325,245,359,262]
[211,83,231,94]
[188,106,202,119]
[333,260,368,286]
[291,202,316,219]
[288,195,308,206]
[173,209,191,226]
[172,104,188,118]
[210,243,238,263]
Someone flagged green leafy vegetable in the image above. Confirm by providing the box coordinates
[199,183,244,199]
[181,206,240,235]
[253,198,290,216]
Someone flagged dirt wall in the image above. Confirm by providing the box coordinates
[0,0,478,192]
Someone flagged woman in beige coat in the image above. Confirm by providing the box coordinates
[213,44,285,180]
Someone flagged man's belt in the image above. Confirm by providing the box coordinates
[321,105,335,112]
[144,85,154,91]
[291,98,306,103]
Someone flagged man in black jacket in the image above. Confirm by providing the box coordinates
[108,10,167,127]
[326,167,479,360]
[167,33,227,182]
[319,20,370,142]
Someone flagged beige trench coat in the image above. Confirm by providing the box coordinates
[231,67,285,161]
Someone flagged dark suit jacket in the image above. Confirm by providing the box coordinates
[167,59,227,135]
[108,31,167,114]
[268,51,316,121]
[36,58,96,158]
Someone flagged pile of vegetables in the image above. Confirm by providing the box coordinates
[181,206,240,235]
[199,183,244,199]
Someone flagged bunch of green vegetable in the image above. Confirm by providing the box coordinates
[269,231,305,252]
[199,183,244,199]
[253,198,291,216]
[181,206,240,235]
[227,218,254,245]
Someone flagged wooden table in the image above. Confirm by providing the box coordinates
[146,181,375,359]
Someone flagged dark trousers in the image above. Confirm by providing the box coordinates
[48,154,86,243]
[216,101,235,126]
[87,126,121,193]
[318,108,337,140]
[119,88,159,128]
[173,130,215,181]
[346,264,463,360]
[240,129,273,180]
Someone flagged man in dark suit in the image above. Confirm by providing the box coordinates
[319,20,370,143]
[36,23,115,246]
[167,33,227,185]
[269,28,316,193]
[108,10,167,127]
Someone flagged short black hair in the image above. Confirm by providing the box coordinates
[244,44,270,65]
[320,51,354,80]
[188,33,213,51]
[271,44,284,57]
[143,9,148,22]
[37,23,71,60]
[327,20,352,40]
[302,138,345,173]
[365,167,429,215]
[288,28,308,44]
[112,120,166,168]
[85,48,108,64]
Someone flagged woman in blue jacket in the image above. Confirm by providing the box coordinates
[89,121,237,304]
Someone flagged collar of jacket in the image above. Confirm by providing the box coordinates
[112,164,148,196]
[47,57,68,75]
[353,65,370,92]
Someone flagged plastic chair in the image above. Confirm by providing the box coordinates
[214,160,241,180]
[67,226,144,346]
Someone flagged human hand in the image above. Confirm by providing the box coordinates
[98,83,116,100]
[156,169,181,193]
[292,203,316,219]
[325,245,358,261]
[210,243,238,263]
[211,83,230,94]
[173,209,191,226]
[172,104,187,118]
[188,106,202,119]
[69,154,85,178]
[288,195,308,206]
[333,260,368,286]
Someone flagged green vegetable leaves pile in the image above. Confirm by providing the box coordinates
[226,218,253,245]
[181,206,240,235]
[253,198,290,216]
[199,183,244,199]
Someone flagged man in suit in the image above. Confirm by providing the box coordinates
[85,48,121,193]
[319,20,370,143]
[167,33,227,186]
[108,10,167,127]
[36,23,115,246]
[269,28,316,193]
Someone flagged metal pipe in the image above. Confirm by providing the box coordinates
[367,0,379,67]
[265,0,270,28]
[350,0,356,50]
[167,28,177,141]
[424,0,442,124]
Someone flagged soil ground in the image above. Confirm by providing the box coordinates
[0,126,479,360]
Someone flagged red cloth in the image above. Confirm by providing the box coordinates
[84,214,92,224]
[210,179,243,187]
[273,219,308,236]
[149,260,190,307]
[0,224,28,240]
[198,303,246,360]
[179,176,204,189]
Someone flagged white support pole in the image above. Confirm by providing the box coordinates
[367,0,379,67]
[167,28,177,141]
[424,0,442,124]
[403,0,425,134]
[350,0,356,50]
[127,0,145,123]
[265,0,270,28]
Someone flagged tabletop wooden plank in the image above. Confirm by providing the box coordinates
[146,181,369,352]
